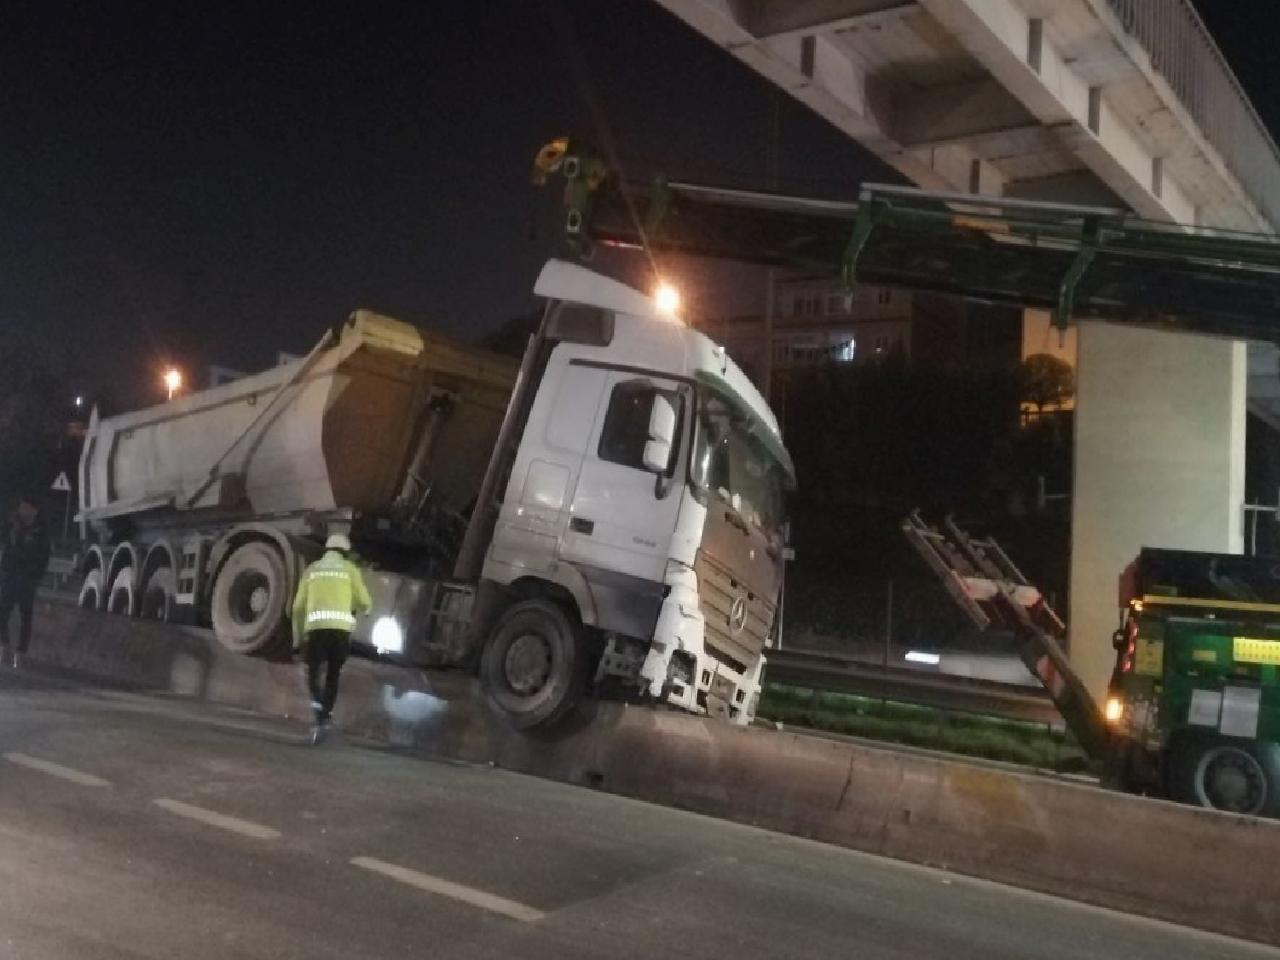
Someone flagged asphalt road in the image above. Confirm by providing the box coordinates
[0,669,1275,960]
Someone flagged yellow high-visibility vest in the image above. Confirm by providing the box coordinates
[291,550,372,635]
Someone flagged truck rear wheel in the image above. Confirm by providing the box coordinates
[1171,736,1280,817]
[211,542,290,656]
[479,598,586,730]
[107,567,135,615]
[78,568,104,611]
[139,568,176,622]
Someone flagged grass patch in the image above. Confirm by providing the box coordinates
[758,684,1087,771]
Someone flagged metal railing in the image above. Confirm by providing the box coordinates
[1105,0,1280,231]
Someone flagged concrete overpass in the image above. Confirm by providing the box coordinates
[651,0,1280,697]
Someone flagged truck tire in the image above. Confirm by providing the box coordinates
[479,598,586,730]
[107,567,135,615]
[78,568,104,611]
[1170,735,1280,818]
[211,542,290,656]
[139,568,176,622]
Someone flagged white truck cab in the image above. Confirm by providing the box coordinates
[477,261,795,726]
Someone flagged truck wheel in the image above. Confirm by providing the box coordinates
[78,568,104,611]
[107,567,135,615]
[479,598,586,730]
[139,568,176,622]
[211,542,289,655]
[1173,736,1280,817]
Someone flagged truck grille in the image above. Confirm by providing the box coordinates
[695,552,775,674]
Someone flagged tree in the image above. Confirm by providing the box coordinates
[1017,353,1075,415]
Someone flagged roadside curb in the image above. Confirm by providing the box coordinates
[28,594,1280,946]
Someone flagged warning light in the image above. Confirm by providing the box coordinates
[1105,696,1124,724]
[653,281,681,318]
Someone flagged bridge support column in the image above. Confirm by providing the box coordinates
[1068,321,1246,699]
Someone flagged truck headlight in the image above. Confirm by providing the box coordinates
[371,616,404,655]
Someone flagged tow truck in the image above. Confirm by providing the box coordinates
[1108,549,1280,816]
[536,138,1280,813]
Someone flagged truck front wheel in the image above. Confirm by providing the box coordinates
[1171,736,1280,817]
[211,542,290,656]
[479,599,586,730]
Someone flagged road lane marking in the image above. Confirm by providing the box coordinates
[152,799,280,841]
[4,752,111,788]
[350,856,545,922]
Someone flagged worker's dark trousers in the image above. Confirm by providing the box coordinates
[305,629,351,722]
[0,584,35,654]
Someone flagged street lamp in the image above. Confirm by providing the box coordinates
[163,367,183,401]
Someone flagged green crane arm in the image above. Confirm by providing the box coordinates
[536,139,1280,341]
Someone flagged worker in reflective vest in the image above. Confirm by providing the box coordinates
[291,533,372,743]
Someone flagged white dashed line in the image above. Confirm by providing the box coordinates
[152,798,281,841]
[5,752,111,788]
[350,856,545,922]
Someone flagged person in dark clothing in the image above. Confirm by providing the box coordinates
[0,498,51,668]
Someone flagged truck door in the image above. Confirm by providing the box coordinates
[559,370,688,587]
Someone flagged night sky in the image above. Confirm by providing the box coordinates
[2,1,1276,407]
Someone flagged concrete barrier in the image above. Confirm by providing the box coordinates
[23,594,1280,946]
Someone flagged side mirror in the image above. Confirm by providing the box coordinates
[642,394,676,474]
[642,439,671,474]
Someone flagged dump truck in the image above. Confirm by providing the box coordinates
[76,259,796,729]
[1107,549,1280,816]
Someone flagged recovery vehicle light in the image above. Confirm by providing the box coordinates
[1104,696,1124,724]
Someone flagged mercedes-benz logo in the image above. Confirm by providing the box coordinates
[729,595,748,635]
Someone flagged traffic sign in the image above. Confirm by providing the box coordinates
[51,472,71,493]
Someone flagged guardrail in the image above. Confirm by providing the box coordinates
[1105,0,1280,230]
[764,648,1061,727]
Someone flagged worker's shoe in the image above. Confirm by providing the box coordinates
[309,716,333,746]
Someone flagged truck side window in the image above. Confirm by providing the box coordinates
[597,380,682,475]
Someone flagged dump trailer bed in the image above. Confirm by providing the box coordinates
[80,311,517,531]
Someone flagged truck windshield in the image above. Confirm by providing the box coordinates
[691,391,786,534]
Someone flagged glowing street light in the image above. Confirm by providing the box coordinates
[163,367,183,401]
[653,280,681,318]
